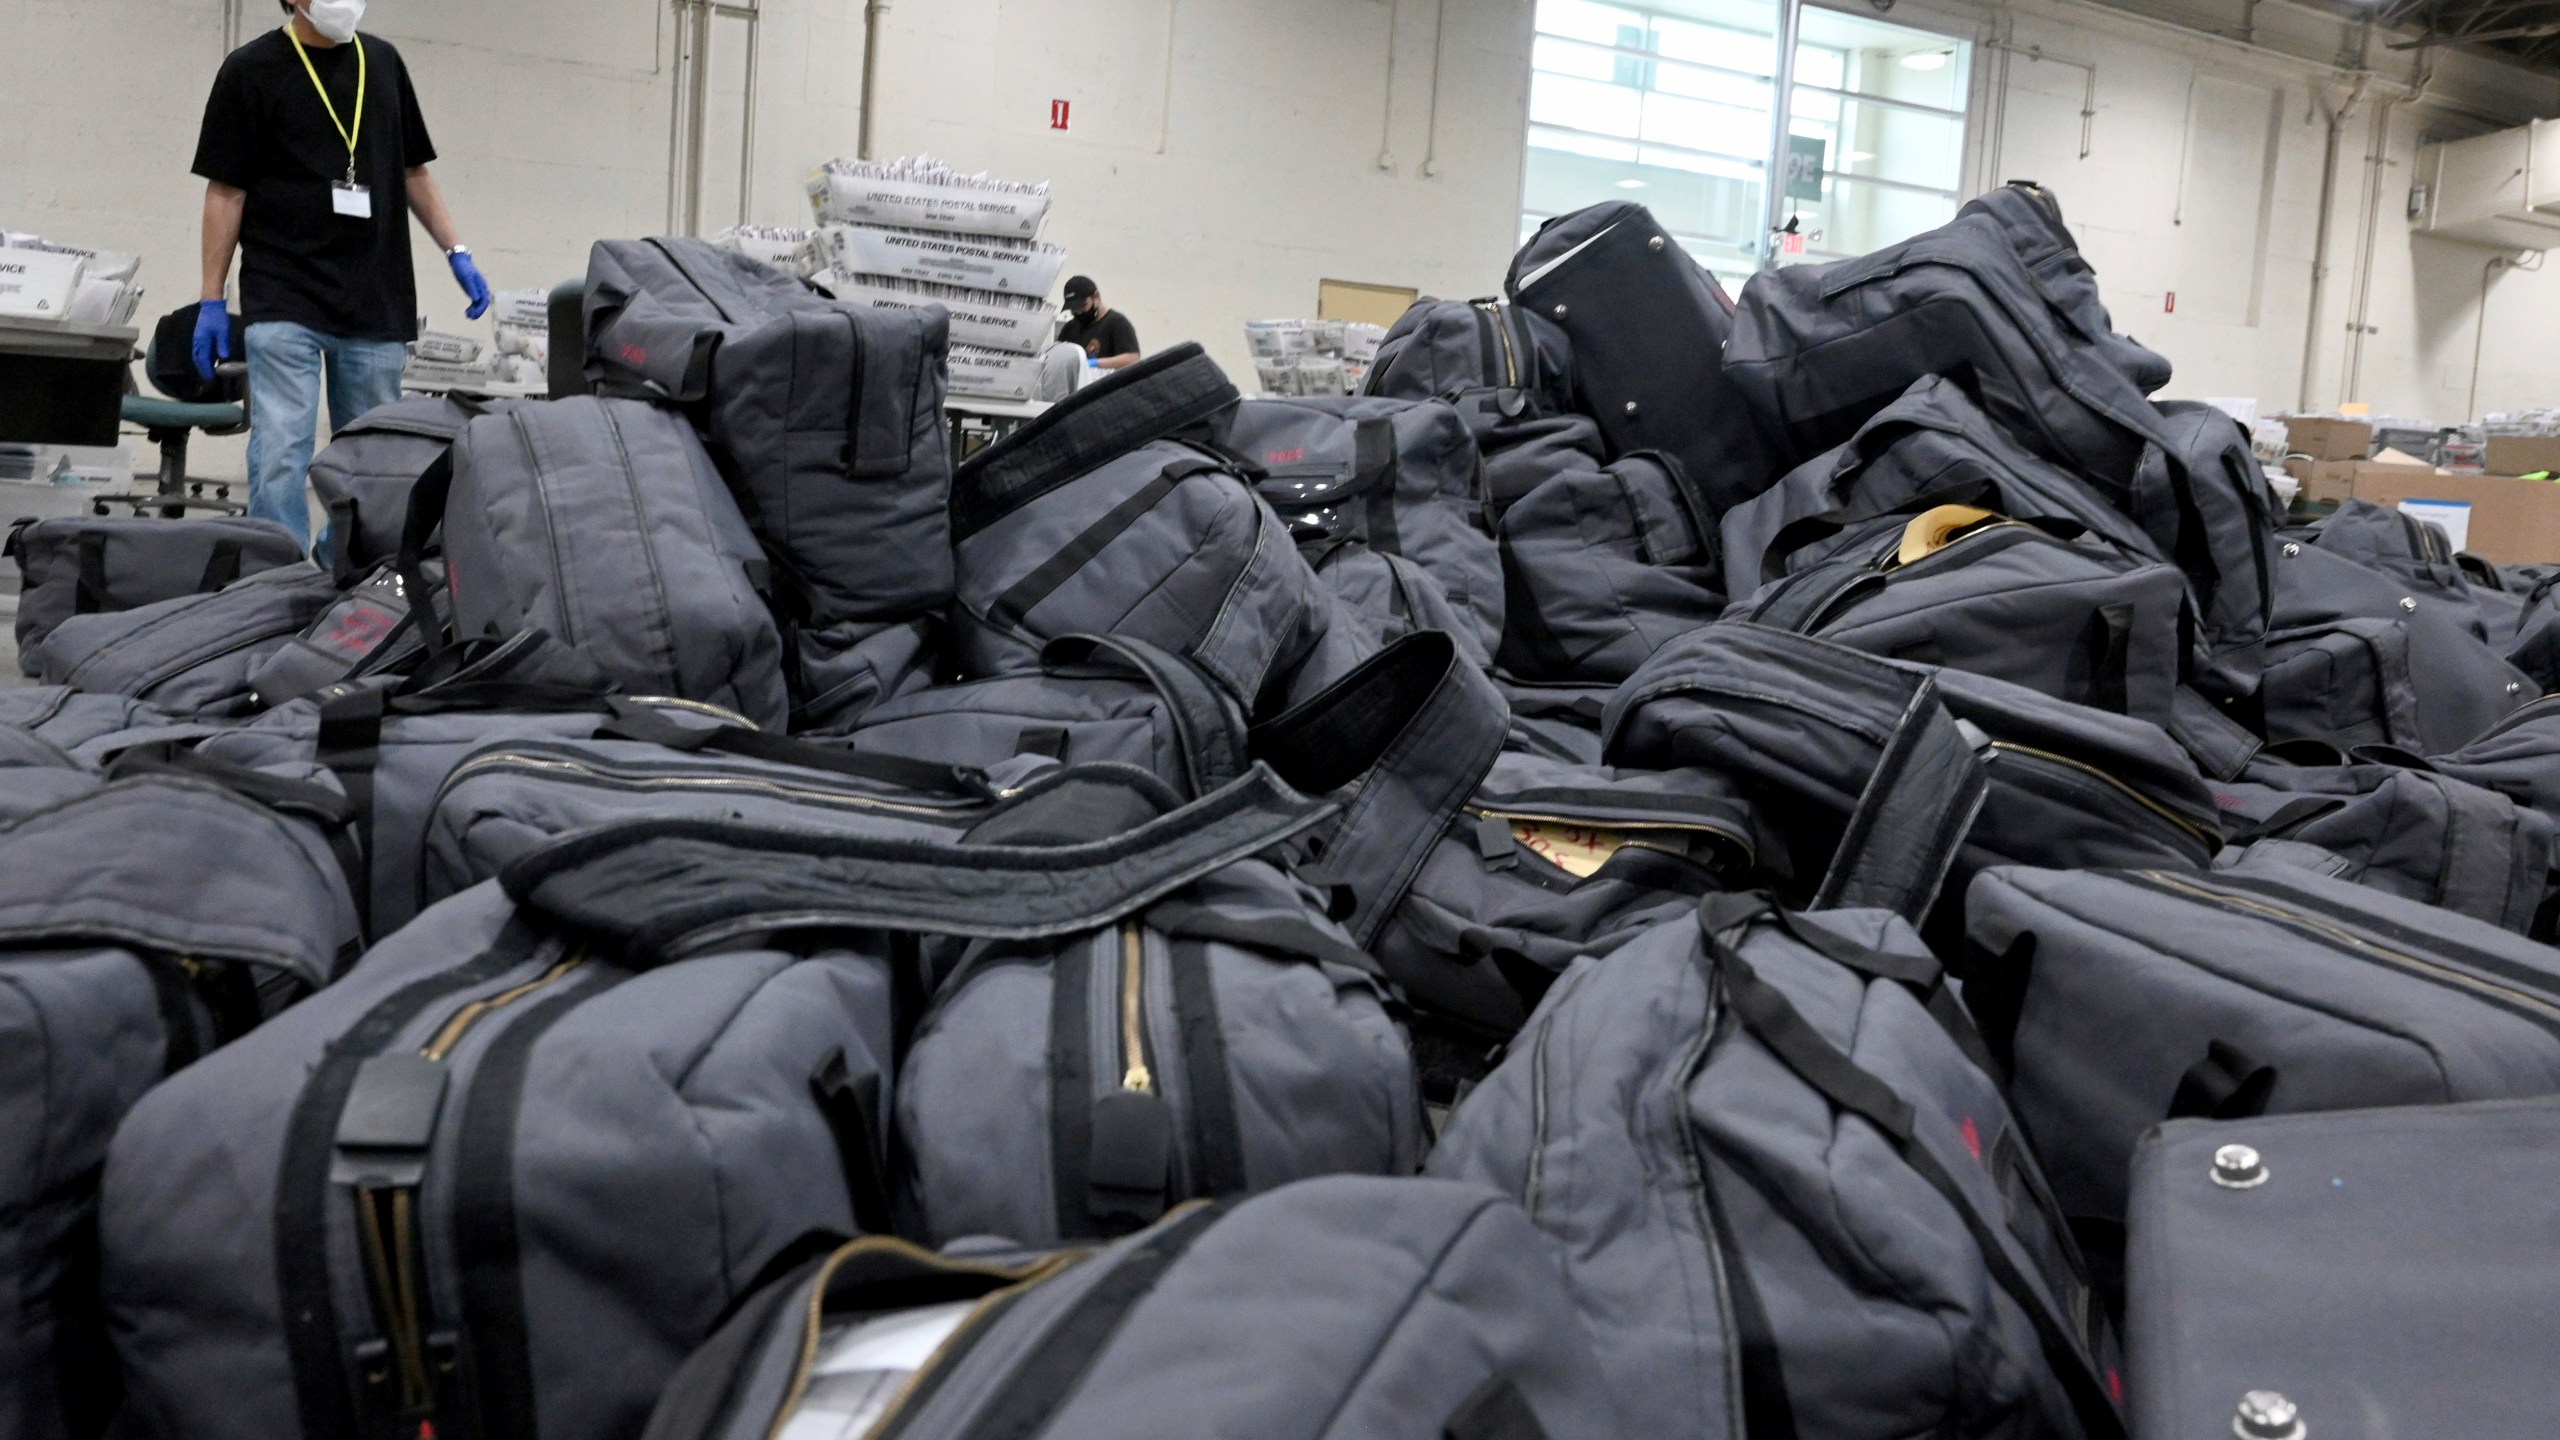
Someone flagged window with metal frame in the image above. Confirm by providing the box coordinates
[1521,0,1970,286]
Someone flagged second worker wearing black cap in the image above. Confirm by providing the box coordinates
[1057,275,1141,371]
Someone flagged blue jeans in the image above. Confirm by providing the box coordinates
[245,321,407,549]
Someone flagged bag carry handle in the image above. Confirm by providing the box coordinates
[1701,925,2127,1440]
[1248,630,1509,948]
[396,449,457,657]
[596,698,991,800]
[1811,678,1990,924]
[1042,633,1250,800]
[497,763,1338,968]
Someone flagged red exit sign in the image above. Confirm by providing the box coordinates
[1050,99,1070,130]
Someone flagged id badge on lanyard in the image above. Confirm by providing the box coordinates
[292,28,372,221]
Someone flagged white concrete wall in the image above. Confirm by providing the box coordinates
[6,0,2559,488]
[1926,0,2560,424]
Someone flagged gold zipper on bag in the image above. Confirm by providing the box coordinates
[1119,920,1152,1093]
[1470,807,1755,879]
[1987,742,2223,851]
[2141,871,2560,1022]
[351,951,588,1423]
[442,751,960,818]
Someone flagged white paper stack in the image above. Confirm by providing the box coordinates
[945,343,1047,404]
[804,224,1065,300]
[0,237,124,323]
[805,155,1067,399]
[806,156,1050,239]
[1244,317,1376,396]
[711,226,818,278]
[814,273,1054,355]
[411,331,483,365]
[491,288,552,330]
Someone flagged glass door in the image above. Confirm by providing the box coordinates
[1521,0,1971,282]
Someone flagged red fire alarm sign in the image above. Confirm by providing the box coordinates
[2164,291,2176,313]
[1051,99,1070,130]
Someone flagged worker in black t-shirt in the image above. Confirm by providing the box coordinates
[1057,276,1142,371]
[191,0,490,546]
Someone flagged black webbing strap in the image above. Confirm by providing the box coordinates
[1707,939,2127,1440]
[1355,417,1403,557]
[945,1203,1228,1439]
[396,450,457,656]
[1145,898,1382,978]
[807,1047,898,1235]
[595,698,988,799]
[1167,938,1248,1200]
[981,458,1227,633]
[75,531,109,614]
[1041,633,1249,799]
[1249,631,1509,947]
[1492,527,1578,678]
[498,766,1337,966]
[1811,677,1988,923]
[2080,602,2132,715]
[316,686,390,933]
[1746,566,1885,633]
[197,539,245,595]
[2166,1039,2278,1121]
[951,342,1240,540]
[2220,795,2346,844]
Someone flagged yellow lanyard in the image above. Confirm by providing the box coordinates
[287,28,368,184]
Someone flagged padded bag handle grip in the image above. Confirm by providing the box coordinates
[1810,676,1990,924]
[498,763,1338,967]
[1249,630,1509,948]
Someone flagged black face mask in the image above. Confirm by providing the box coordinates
[1070,299,1096,320]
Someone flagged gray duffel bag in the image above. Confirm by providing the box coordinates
[2210,759,2559,934]
[583,237,953,636]
[1497,448,1727,684]
[30,563,343,716]
[1728,503,2189,728]
[305,395,505,582]
[1963,862,2560,1248]
[640,1176,1623,1440]
[103,763,1335,1440]
[1220,393,1503,655]
[2125,1099,2560,1440]
[950,344,1361,712]
[1,774,356,1440]
[1958,181,2173,395]
[1370,751,1758,1080]
[7,514,306,668]
[411,394,791,730]
[898,853,1422,1247]
[1428,890,2126,1440]
[842,633,1250,799]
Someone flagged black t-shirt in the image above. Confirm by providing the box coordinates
[193,28,437,341]
[1058,308,1139,360]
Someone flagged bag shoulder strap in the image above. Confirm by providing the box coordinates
[498,765,1337,968]
[1248,631,1509,948]
[1040,633,1250,799]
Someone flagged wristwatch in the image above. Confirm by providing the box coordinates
[445,244,471,258]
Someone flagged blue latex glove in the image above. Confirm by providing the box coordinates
[449,250,493,321]
[190,300,231,384]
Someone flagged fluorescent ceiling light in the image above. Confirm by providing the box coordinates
[1900,50,1950,70]
[1616,178,1649,188]
[1845,150,1875,163]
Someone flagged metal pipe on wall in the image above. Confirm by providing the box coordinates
[860,0,891,161]
[2339,48,2427,406]
[2296,74,2363,412]
[1420,0,1449,178]
[1759,0,1803,267]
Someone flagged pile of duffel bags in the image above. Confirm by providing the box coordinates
[4,189,2554,1440]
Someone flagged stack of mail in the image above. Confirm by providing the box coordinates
[1244,319,1386,397]
[805,156,1065,400]
[0,233,142,326]
[711,226,818,278]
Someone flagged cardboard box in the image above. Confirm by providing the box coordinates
[2282,457,2423,507]
[2277,415,2374,461]
[2329,469,2560,566]
[2485,436,2560,478]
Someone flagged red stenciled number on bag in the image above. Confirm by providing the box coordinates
[1960,1115,1983,1162]
[620,342,648,367]
[1267,448,1305,463]
[323,604,400,657]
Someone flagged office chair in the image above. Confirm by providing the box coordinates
[95,328,249,517]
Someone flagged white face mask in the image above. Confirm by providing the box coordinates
[302,0,365,43]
